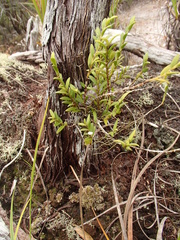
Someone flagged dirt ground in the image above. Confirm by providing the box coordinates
[0,1,180,240]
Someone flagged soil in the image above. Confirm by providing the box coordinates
[0,1,180,240]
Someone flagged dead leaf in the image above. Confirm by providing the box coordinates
[74,225,93,240]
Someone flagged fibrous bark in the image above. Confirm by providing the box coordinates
[41,0,112,182]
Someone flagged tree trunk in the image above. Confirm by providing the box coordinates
[41,0,112,183]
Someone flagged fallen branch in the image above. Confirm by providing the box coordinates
[10,50,44,64]
[105,29,180,66]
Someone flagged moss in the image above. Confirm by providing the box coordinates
[0,53,47,164]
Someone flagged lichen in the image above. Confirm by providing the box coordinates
[48,188,63,206]
[153,127,174,149]
[0,53,41,84]
[32,217,44,235]
[0,135,21,162]
[0,52,47,164]
[46,212,81,240]
[56,192,63,203]
[69,183,106,210]
[136,90,154,107]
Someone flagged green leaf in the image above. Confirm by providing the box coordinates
[66,78,70,89]
[70,84,79,93]
[104,117,108,126]
[162,84,169,104]
[66,107,80,113]
[127,129,136,143]
[118,91,131,104]
[95,27,101,37]
[87,114,91,126]
[89,123,96,133]
[56,125,66,134]
[125,16,136,33]
[170,54,179,68]
[160,65,171,76]
[80,82,85,88]
[84,136,93,145]
[61,96,71,101]
[78,123,86,127]
[93,111,97,123]
[101,18,107,30]
[143,52,149,63]
[90,44,95,56]
[57,89,68,95]
[51,52,56,66]
[108,51,115,60]
[76,94,84,103]
[80,128,89,132]
[89,75,97,85]
[114,139,125,146]
[113,119,119,133]
[88,54,93,68]
[51,52,60,76]
[171,0,179,19]
[49,109,55,118]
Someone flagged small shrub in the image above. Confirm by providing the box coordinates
[50,15,179,153]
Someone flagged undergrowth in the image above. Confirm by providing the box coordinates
[50,15,179,151]
[49,15,180,240]
[3,10,180,240]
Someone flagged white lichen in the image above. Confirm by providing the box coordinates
[69,183,106,210]
[136,90,154,107]
[0,136,21,162]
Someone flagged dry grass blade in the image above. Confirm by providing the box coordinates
[135,209,154,240]
[123,117,145,240]
[123,130,180,238]
[156,217,169,240]
[26,147,48,200]
[153,167,160,227]
[111,167,127,240]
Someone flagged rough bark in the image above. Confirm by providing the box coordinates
[41,0,112,182]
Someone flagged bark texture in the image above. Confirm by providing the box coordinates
[42,0,112,182]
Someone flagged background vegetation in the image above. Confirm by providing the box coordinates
[0,0,35,52]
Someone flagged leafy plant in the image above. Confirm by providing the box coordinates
[10,182,30,240]
[9,98,49,240]
[171,0,179,20]
[50,16,138,150]
[49,15,180,151]
[30,0,47,23]
[109,0,121,17]
[49,109,67,134]
[78,115,96,145]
